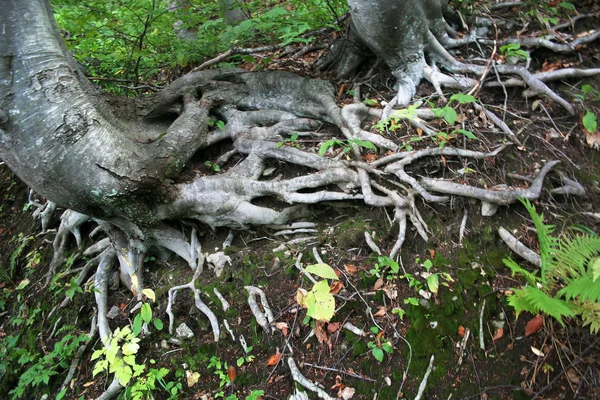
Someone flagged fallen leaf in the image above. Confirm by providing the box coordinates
[458,326,465,337]
[566,368,582,384]
[274,322,289,337]
[373,277,384,291]
[362,154,378,162]
[186,370,201,387]
[330,281,344,295]
[530,346,544,357]
[296,288,308,308]
[492,327,504,341]
[83,381,96,387]
[429,249,436,259]
[327,322,340,333]
[119,303,127,310]
[339,387,356,399]
[314,320,328,343]
[331,375,344,390]
[586,131,600,150]
[344,264,358,275]
[525,314,543,337]
[374,306,387,317]
[266,352,282,367]
[227,365,236,382]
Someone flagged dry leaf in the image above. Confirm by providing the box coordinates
[344,264,358,275]
[530,346,544,357]
[429,249,436,259]
[266,352,282,366]
[525,314,543,337]
[362,154,378,162]
[186,370,201,387]
[586,131,600,150]
[314,320,328,343]
[374,306,387,317]
[274,322,289,337]
[327,322,340,333]
[228,365,237,382]
[83,381,96,387]
[492,327,504,341]
[373,277,384,291]
[332,375,344,390]
[330,281,344,295]
[458,326,465,337]
[566,368,582,384]
[339,387,356,399]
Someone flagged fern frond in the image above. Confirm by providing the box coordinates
[503,257,540,285]
[517,286,575,326]
[572,300,600,334]
[557,275,600,303]
[0,264,10,282]
[56,324,77,336]
[554,234,600,279]
[519,199,558,281]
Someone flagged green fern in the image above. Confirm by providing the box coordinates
[505,199,600,332]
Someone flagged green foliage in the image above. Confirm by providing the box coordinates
[52,0,347,89]
[125,362,183,400]
[5,333,89,399]
[9,234,33,279]
[297,263,338,321]
[367,326,393,362]
[318,138,376,156]
[92,326,143,386]
[504,199,600,332]
[499,43,530,61]
[582,110,597,134]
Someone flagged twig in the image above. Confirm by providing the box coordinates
[302,363,376,382]
[414,355,435,400]
[479,299,486,351]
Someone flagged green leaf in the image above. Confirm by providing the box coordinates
[371,347,384,362]
[141,303,152,323]
[16,279,30,290]
[305,263,339,280]
[350,139,377,150]
[583,110,597,133]
[454,129,478,140]
[449,94,477,104]
[133,314,143,337]
[305,280,335,321]
[122,341,140,355]
[423,259,433,272]
[318,139,343,156]
[441,106,457,125]
[559,2,575,11]
[153,318,164,330]
[382,341,394,354]
[426,274,439,294]
[592,258,600,282]
[141,288,156,302]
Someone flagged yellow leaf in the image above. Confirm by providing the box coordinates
[186,370,200,387]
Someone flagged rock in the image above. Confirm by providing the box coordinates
[106,305,120,319]
[160,339,169,349]
[481,201,498,216]
[168,337,183,346]
[176,322,194,339]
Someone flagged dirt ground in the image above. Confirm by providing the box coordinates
[1,2,600,400]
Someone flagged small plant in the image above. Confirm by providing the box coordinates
[499,43,530,61]
[367,326,393,362]
[369,255,399,279]
[504,199,600,333]
[296,263,339,322]
[318,138,376,156]
[92,325,143,386]
[133,289,164,336]
[126,362,183,400]
[415,258,454,295]
[276,132,301,148]
[205,160,222,173]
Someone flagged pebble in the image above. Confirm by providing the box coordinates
[106,305,120,319]
[176,322,194,339]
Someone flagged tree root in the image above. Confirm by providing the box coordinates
[498,227,542,267]
[245,285,275,333]
[287,357,335,400]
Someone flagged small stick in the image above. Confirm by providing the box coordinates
[414,355,435,400]
[479,299,486,351]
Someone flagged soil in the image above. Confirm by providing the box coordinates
[1,2,600,400]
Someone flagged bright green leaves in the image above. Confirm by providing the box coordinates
[305,263,339,280]
[302,280,336,322]
[296,263,339,322]
[92,326,141,386]
[583,110,597,133]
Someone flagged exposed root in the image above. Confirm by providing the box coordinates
[166,247,220,341]
[245,285,275,333]
[498,227,542,267]
[59,316,97,394]
[420,160,560,205]
[414,355,435,400]
[287,357,335,400]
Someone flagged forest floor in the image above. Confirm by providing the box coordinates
[1,2,600,400]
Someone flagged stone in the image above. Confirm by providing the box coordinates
[106,305,120,319]
[175,322,194,339]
